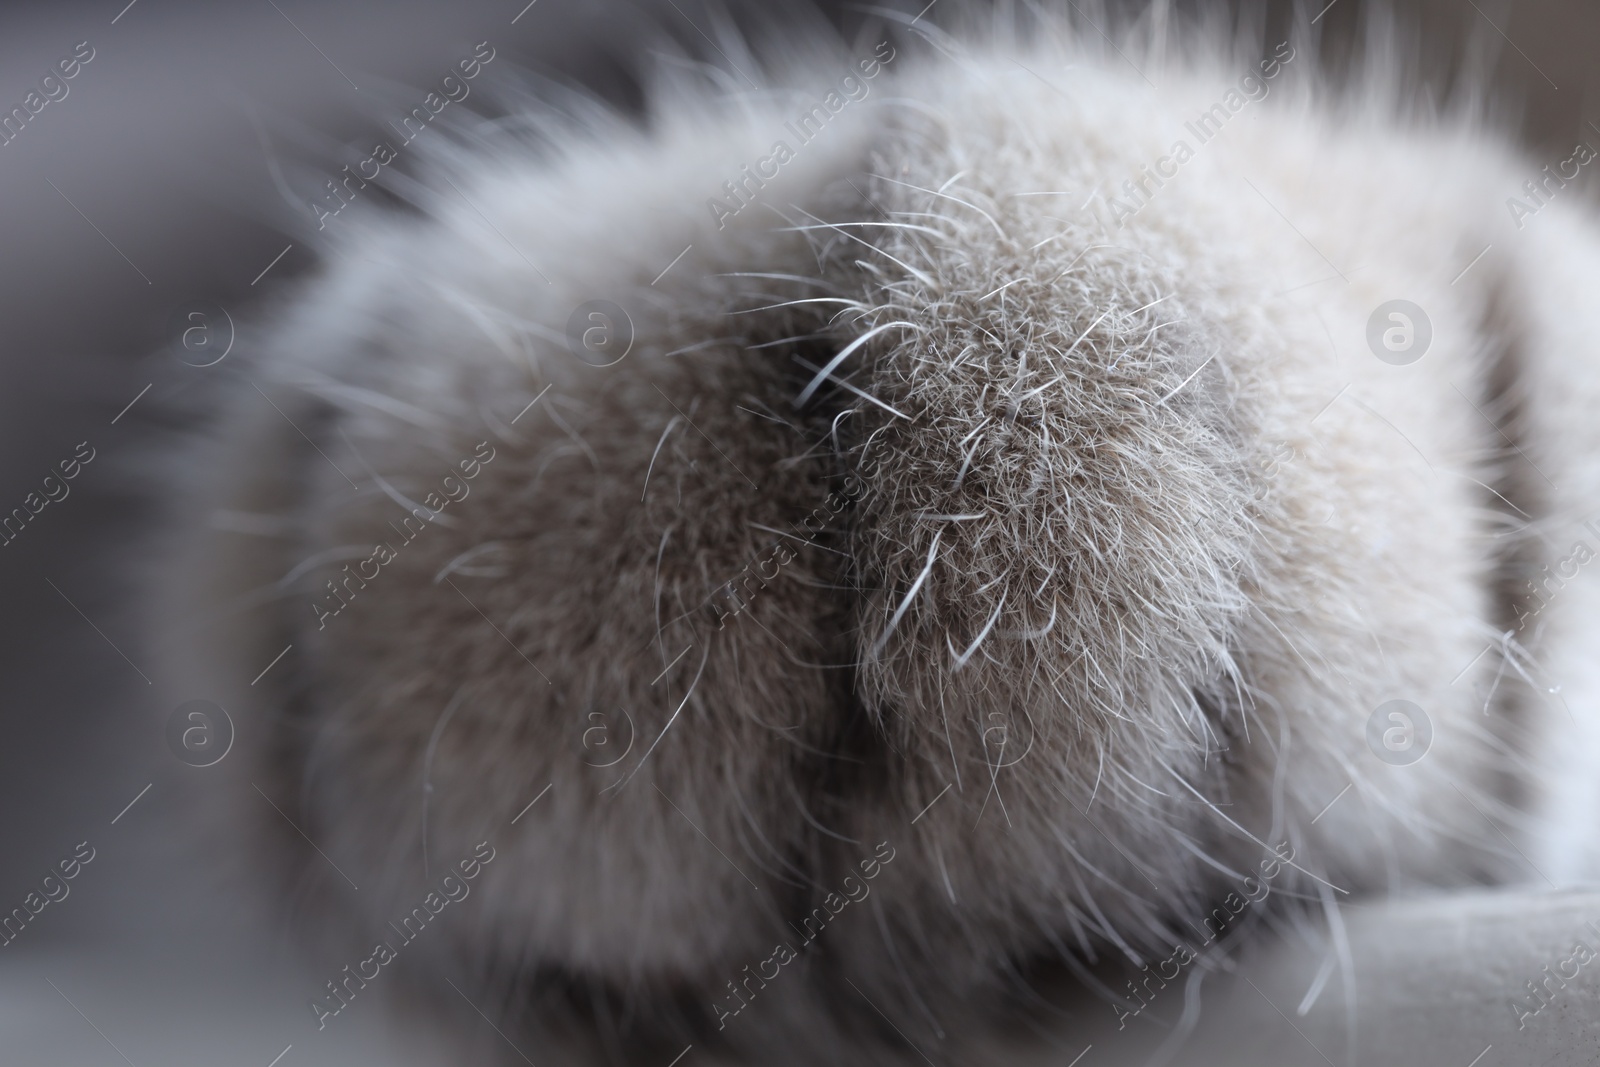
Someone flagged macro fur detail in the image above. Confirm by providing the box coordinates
[148,6,1600,1064]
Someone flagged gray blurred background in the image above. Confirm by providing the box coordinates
[0,0,1595,1060]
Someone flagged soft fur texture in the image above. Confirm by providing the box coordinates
[151,5,1600,1063]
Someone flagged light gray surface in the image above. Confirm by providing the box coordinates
[10,887,1600,1065]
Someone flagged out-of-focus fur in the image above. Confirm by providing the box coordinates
[151,4,1600,1063]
